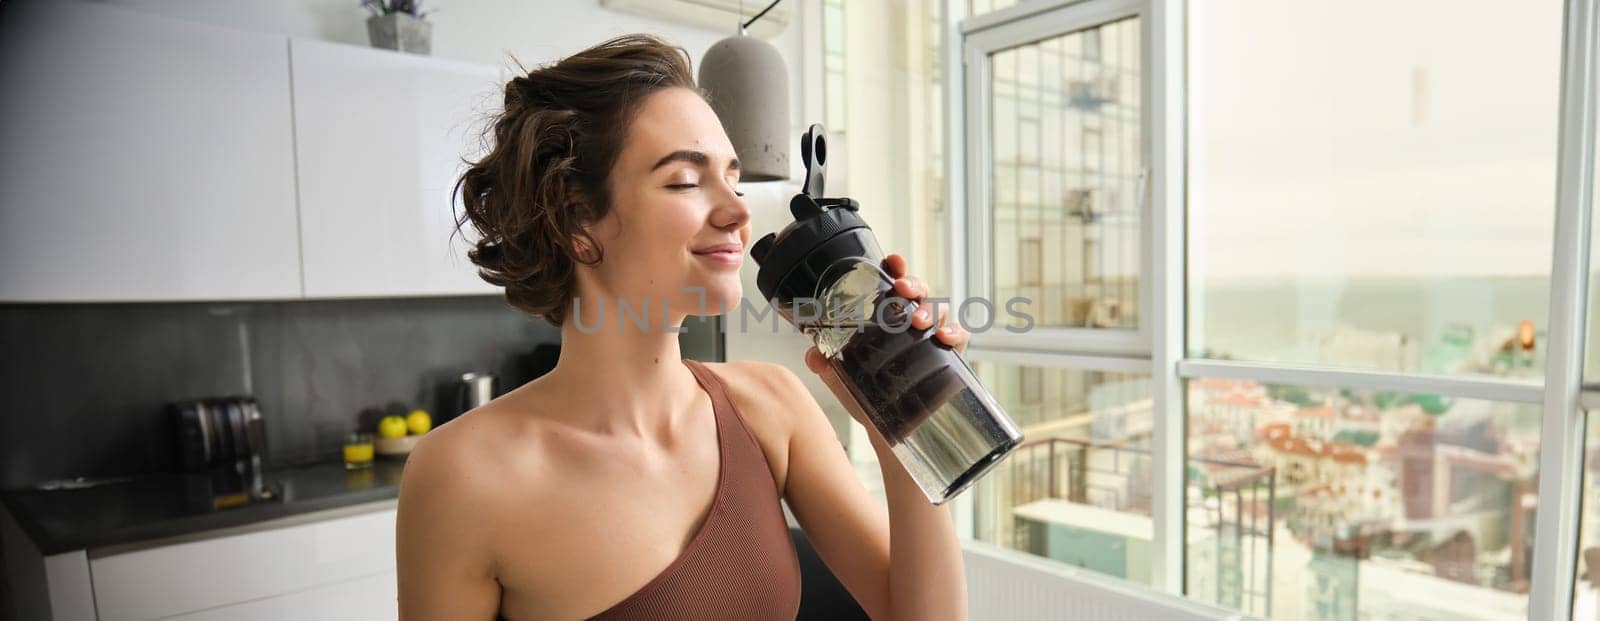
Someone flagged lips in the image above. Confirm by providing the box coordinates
[693,242,742,254]
[692,242,743,267]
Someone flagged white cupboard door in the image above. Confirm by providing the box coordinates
[291,39,503,298]
[88,508,397,621]
[164,570,397,621]
[0,2,303,301]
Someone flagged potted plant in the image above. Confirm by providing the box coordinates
[362,0,432,55]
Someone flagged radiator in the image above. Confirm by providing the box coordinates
[963,541,1257,621]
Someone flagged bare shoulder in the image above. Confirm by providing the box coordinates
[402,409,509,495]
[706,359,812,401]
[396,405,539,616]
[399,412,505,535]
[398,401,552,539]
[703,359,822,429]
[699,360,824,492]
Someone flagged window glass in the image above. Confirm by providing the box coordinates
[972,362,1154,584]
[1188,0,1564,378]
[967,0,1020,17]
[1577,411,1600,617]
[1186,378,1542,619]
[990,17,1143,331]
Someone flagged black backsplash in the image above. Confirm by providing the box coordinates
[0,296,575,489]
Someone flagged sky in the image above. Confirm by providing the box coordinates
[1187,0,1571,279]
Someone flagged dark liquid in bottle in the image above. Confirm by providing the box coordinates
[799,279,1022,503]
[827,293,965,443]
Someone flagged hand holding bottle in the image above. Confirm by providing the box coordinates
[802,253,970,436]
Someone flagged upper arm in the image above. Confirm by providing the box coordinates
[395,430,502,620]
[759,363,894,619]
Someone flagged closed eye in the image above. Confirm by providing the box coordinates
[667,183,745,198]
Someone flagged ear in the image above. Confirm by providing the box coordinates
[566,185,617,265]
[571,231,601,265]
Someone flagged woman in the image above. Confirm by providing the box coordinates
[396,34,970,620]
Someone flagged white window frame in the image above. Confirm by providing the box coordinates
[950,0,1188,595]
[1530,0,1598,619]
[960,0,1154,359]
[949,0,1600,618]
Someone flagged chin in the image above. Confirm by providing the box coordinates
[689,279,744,316]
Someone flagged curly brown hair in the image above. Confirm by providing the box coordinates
[454,34,702,325]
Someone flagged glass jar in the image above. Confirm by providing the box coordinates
[342,432,374,470]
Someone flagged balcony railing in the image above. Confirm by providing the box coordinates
[998,435,1277,616]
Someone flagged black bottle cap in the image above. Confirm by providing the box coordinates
[752,125,875,303]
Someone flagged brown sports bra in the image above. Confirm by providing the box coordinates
[500,358,801,620]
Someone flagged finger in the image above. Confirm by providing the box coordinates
[935,321,971,354]
[911,289,952,330]
[882,253,908,279]
[911,302,934,329]
[804,346,829,374]
[805,350,854,401]
[893,274,928,301]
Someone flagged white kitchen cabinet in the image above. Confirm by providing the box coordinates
[89,506,397,621]
[0,1,303,302]
[164,571,397,621]
[290,38,504,298]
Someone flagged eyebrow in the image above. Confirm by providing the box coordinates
[649,150,741,174]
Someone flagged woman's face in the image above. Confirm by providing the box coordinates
[575,87,750,325]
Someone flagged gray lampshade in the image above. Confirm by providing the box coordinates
[699,34,790,182]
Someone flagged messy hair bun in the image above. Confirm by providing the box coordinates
[454,34,700,325]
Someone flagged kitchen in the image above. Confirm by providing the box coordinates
[9,0,1589,620]
[0,1,747,619]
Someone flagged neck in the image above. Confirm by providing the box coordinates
[542,296,701,436]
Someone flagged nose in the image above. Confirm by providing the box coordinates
[712,181,750,232]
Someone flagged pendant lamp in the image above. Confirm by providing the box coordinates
[698,1,790,182]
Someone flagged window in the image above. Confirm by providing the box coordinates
[1020,237,1043,286]
[1187,0,1565,378]
[967,0,1020,17]
[1589,95,1600,380]
[960,0,1162,591]
[1578,50,1600,616]
[951,0,1593,618]
[988,18,1143,334]
[972,362,1154,584]
[1577,411,1600,617]
[1574,17,1600,617]
[1187,378,1543,619]
[1019,366,1043,404]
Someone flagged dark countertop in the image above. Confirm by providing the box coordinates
[1,457,407,556]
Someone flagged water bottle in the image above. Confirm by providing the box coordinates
[751,124,1023,504]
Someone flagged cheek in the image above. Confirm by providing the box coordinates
[609,197,704,279]
[645,199,706,254]
[665,200,707,238]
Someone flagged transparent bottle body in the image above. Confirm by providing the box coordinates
[779,257,1022,504]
